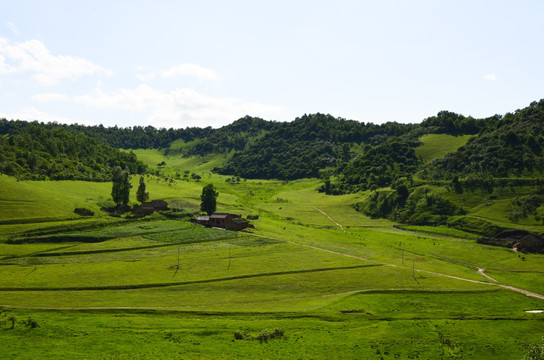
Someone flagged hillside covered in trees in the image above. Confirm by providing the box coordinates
[2,99,544,249]
[0,120,146,181]
[421,101,544,179]
[2,99,544,188]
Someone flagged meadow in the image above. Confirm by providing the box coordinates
[415,134,474,163]
[0,150,543,359]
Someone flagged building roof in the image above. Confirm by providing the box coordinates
[210,213,230,219]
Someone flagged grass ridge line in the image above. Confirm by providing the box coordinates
[0,264,381,292]
[2,236,242,260]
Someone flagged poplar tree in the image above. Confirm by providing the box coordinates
[136,175,149,204]
[200,184,218,215]
[111,166,132,205]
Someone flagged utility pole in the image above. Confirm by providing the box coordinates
[177,246,180,270]
[228,245,231,270]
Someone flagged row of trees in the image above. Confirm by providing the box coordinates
[111,167,149,205]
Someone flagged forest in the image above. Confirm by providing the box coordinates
[2,99,544,233]
[0,120,146,181]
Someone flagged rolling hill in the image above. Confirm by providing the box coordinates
[1,102,544,359]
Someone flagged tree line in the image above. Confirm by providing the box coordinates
[0,120,146,181]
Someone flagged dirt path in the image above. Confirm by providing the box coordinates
[2,231,542,310]
[252,233,544,301]
[477,268,499,283]
[312,207,345,233]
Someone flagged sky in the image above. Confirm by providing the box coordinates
[1,0,544,129]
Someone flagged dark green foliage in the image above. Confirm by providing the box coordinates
[421,100,544,179]
[326,138,421,193]
[233,331,250,340]
[200,184,218,215]
[6,122,214,150]
[256,328,285,342]
[20,316,39,329]
[233,328,285,342]
[164,332,182,343]
[136,176,149,204]
[74,208,94,217]
[8,315,16,329]
[111,166,132,205]
[523,337,544,360]
[451,176,463,194]
[358,186,459,225]
[0,119,146,181]
[508,195,543,222]
[217,113,415,180]
[419,110,498,135]
[185,116,277,156]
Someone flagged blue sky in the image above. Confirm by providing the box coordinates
[1,0,544,128]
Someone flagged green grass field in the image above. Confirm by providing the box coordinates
[0,157,543,359]
[415,134,473,163]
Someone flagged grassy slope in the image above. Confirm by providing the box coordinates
[0,154,543,359]
[415,134,473,163]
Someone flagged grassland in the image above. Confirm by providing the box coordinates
[0,154,543,359]
[415,134,474,163]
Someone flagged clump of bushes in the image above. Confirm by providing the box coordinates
[508,195,543,223]
[164,332,182,343]
[0,310,39,329]
[357,186,460,225]
[234,328,285,342]
[74,208,94,216]
[256,328,284,342]
[233,331,251,340]
[20,316,39,329]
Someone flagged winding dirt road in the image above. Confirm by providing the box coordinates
[252,233,544,301]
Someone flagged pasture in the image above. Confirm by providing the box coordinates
[0,162,543,358]
[415,134,473,163]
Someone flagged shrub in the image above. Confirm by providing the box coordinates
[234,331,250,340]
[524,336,544,360]
[256,328,285,342]
[234,328,285,342]
[20,316,39,329]
[74,208,94,216]
[164,332,182,343]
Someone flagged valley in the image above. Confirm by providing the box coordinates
[1,102,544,359]
[0,160,542,358]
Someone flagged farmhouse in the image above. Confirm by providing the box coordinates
[133,200,169,216]
[195,213,254,231]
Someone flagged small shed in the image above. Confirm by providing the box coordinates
[194,213,254,231]
[133,200,169,216]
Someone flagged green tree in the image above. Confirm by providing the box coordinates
[200,184,218,215]
[524,336,544,360]
[8,315,16,329]
[111,166,132,205]
[396,184,409,206]
[136,175,149,204]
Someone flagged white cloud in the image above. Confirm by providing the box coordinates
[0,37,112,86]
[135,73,156,82]
[0,107,92,125]
[5,22,20,35]
[32,93,69,103]
[70,85,280,128]
[162,63,220,83]
[483,74,496,81]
